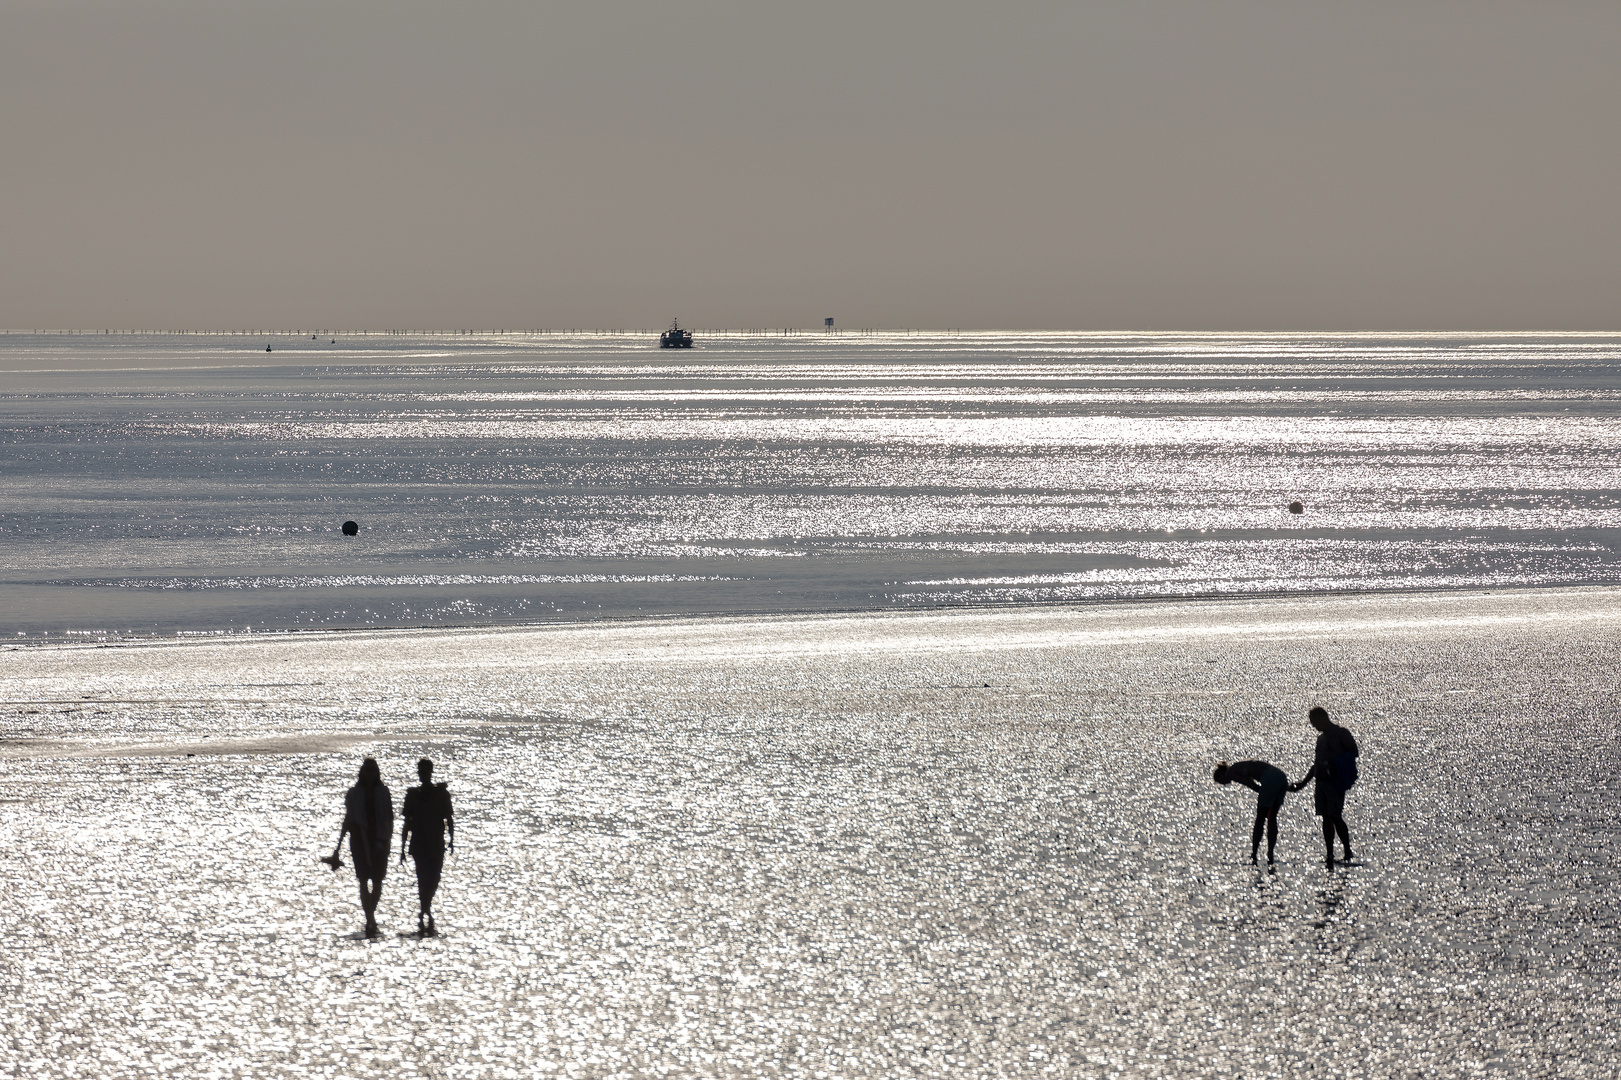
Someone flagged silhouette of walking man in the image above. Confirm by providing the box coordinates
[400,757,454,936]
[1289,706,1359,868]
[330,757,393,937]
[1212,760,1291,864]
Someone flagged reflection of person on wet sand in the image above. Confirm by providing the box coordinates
[1213,760,1290,865]
[400,757,454,936]
[1289,706,1358,869]
[330,757,393,937]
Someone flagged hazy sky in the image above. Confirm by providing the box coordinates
[3,2,1618,331]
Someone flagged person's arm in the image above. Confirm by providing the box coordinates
[333,811,350,860]
[444,789,455,853]
[400,804,412,864]
[1235,777,1262,794]
[1289,763,1317,792]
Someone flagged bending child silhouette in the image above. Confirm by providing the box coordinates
[330,757,393,937]
[400,758,455,936]
[1213,759,1290,864]
[1290,705,1358,868]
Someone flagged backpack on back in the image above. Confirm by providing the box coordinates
[1332,750,1359,790]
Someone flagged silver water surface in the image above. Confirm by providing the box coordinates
[4,330,1621,636]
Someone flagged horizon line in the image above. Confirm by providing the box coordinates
[4,327,1619,338]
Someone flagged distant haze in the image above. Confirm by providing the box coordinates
[3,2,1618,331]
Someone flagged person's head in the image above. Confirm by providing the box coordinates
[1308,706,1330,731]
[357,757,381,787]
[418,758,434,784]
[1212,761,1231,785]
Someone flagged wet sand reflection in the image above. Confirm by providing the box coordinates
[3,589,1619,1076]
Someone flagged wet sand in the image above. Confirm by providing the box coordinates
[3,588,1620,1077]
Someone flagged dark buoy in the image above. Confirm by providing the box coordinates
[342,520,359,536]
[1288,500,1305,514]
[265,344,272,352]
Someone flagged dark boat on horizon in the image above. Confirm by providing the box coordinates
[660,319,693,348]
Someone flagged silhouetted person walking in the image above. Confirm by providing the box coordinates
[400,758,454,936]
[1289,706,1358,868]
[1213,760,1290,864]
[331,757,393,937]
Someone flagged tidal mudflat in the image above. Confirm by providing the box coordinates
[3,588,1619,1077]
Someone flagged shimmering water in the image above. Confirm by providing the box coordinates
[3,590,1619,1077]
[4,332,1620,1076]
[5,330,1621,637]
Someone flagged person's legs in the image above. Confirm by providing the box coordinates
[420,862,440,916]
[414,848,444,930]
[1315,785,1347,867]
[1249,806,1266,864]
[1331,816,1353,860]
[360,876,383,934]
[1264,804,1279,863]
[418,849,437,914]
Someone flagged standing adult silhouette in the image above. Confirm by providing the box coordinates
[400,758,455,936]
[1289,706,1358,868]
[330,757,393,937]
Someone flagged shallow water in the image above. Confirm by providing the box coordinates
[5,330,1621,637]
[3,589,1619,1077]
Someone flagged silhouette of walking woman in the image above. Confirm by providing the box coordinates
[1289,706,1359,868]
[1212,759,1291,864]
[399,758,455,936]
[330,757,393,937]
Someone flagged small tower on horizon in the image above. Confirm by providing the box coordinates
[824,317,834,332]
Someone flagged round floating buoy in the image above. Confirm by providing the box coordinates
[342,520,359,536]
[265,344,272,352]
[1288,500,1304,514]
